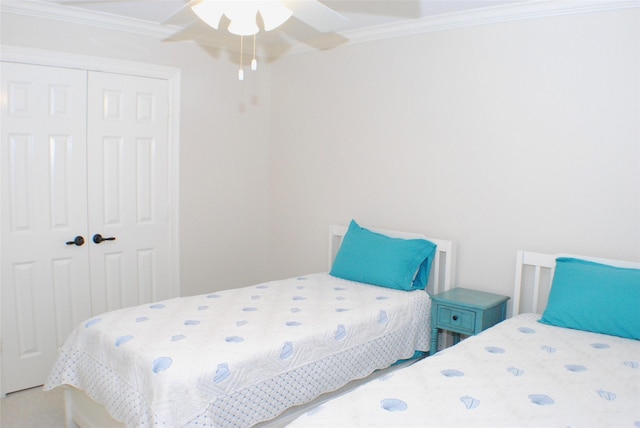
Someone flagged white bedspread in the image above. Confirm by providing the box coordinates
[44,273,431,427]
[288,313,640,427]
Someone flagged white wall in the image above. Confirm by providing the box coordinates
[268,8,640,299]
[0,11,272,296]
[3,6,639,302]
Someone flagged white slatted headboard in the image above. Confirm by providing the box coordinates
[328,225,455,296]
[513,250,640,316]
[513,251,556,315]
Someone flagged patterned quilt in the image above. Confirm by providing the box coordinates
[44,273,431,427]
[288,313,640,427]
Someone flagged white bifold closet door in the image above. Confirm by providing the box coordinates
[86,71,173,316]
[1,62,175,395]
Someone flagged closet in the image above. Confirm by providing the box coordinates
[1,59,179,395]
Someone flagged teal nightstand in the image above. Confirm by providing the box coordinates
[430,288,509,355]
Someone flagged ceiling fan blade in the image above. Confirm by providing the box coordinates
[161,0,199,26]
[164,19,222,43]
[54,0,161,5]
[283,0,348,33]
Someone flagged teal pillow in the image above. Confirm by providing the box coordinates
[539,257,640,340]
[330,220,437,291]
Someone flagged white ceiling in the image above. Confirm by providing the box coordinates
[45,0,528,28]
[5,1,635,58]
[14,0,525,55]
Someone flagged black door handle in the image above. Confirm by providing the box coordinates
[66,236,85,246]
[93,234,116,244]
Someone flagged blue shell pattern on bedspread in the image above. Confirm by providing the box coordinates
[286,313,640,427]
[43,272,431,427]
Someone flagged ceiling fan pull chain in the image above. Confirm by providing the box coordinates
[238,35,244,81]
[251,34,258,71]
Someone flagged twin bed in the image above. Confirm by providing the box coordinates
[44,220,639,427]
[44,221,455,427]
[287,251,640,427]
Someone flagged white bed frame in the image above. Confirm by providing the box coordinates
[62,224,455,428]
[512,250,640,316]
[267,249,640,427]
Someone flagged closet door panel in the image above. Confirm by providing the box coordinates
[2,62,177,395]
[1,62,90,394]
[87,72,172,315]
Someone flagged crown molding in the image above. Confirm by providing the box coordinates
[2,0,638,57]
[336,0,640,50]
[0,0,178,39]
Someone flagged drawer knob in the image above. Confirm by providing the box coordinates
[452,315,458,321]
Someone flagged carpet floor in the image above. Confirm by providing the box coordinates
[1,386,65,428]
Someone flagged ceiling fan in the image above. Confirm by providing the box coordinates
[175,0,350,36]
[55,0,349,78]
[163,0,349,78]
[55,0,348,33]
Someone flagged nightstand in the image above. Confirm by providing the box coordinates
[430,288,509,355]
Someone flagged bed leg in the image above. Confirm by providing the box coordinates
[63,388,79,428]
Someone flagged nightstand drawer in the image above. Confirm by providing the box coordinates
[430,287,510,355]
[436,305,476,334]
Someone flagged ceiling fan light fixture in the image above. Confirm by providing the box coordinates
[225,3,259,35]
[227,17,259,35]
[192,0,292,36]
[190,0,300,80]
[190,1,224,29]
